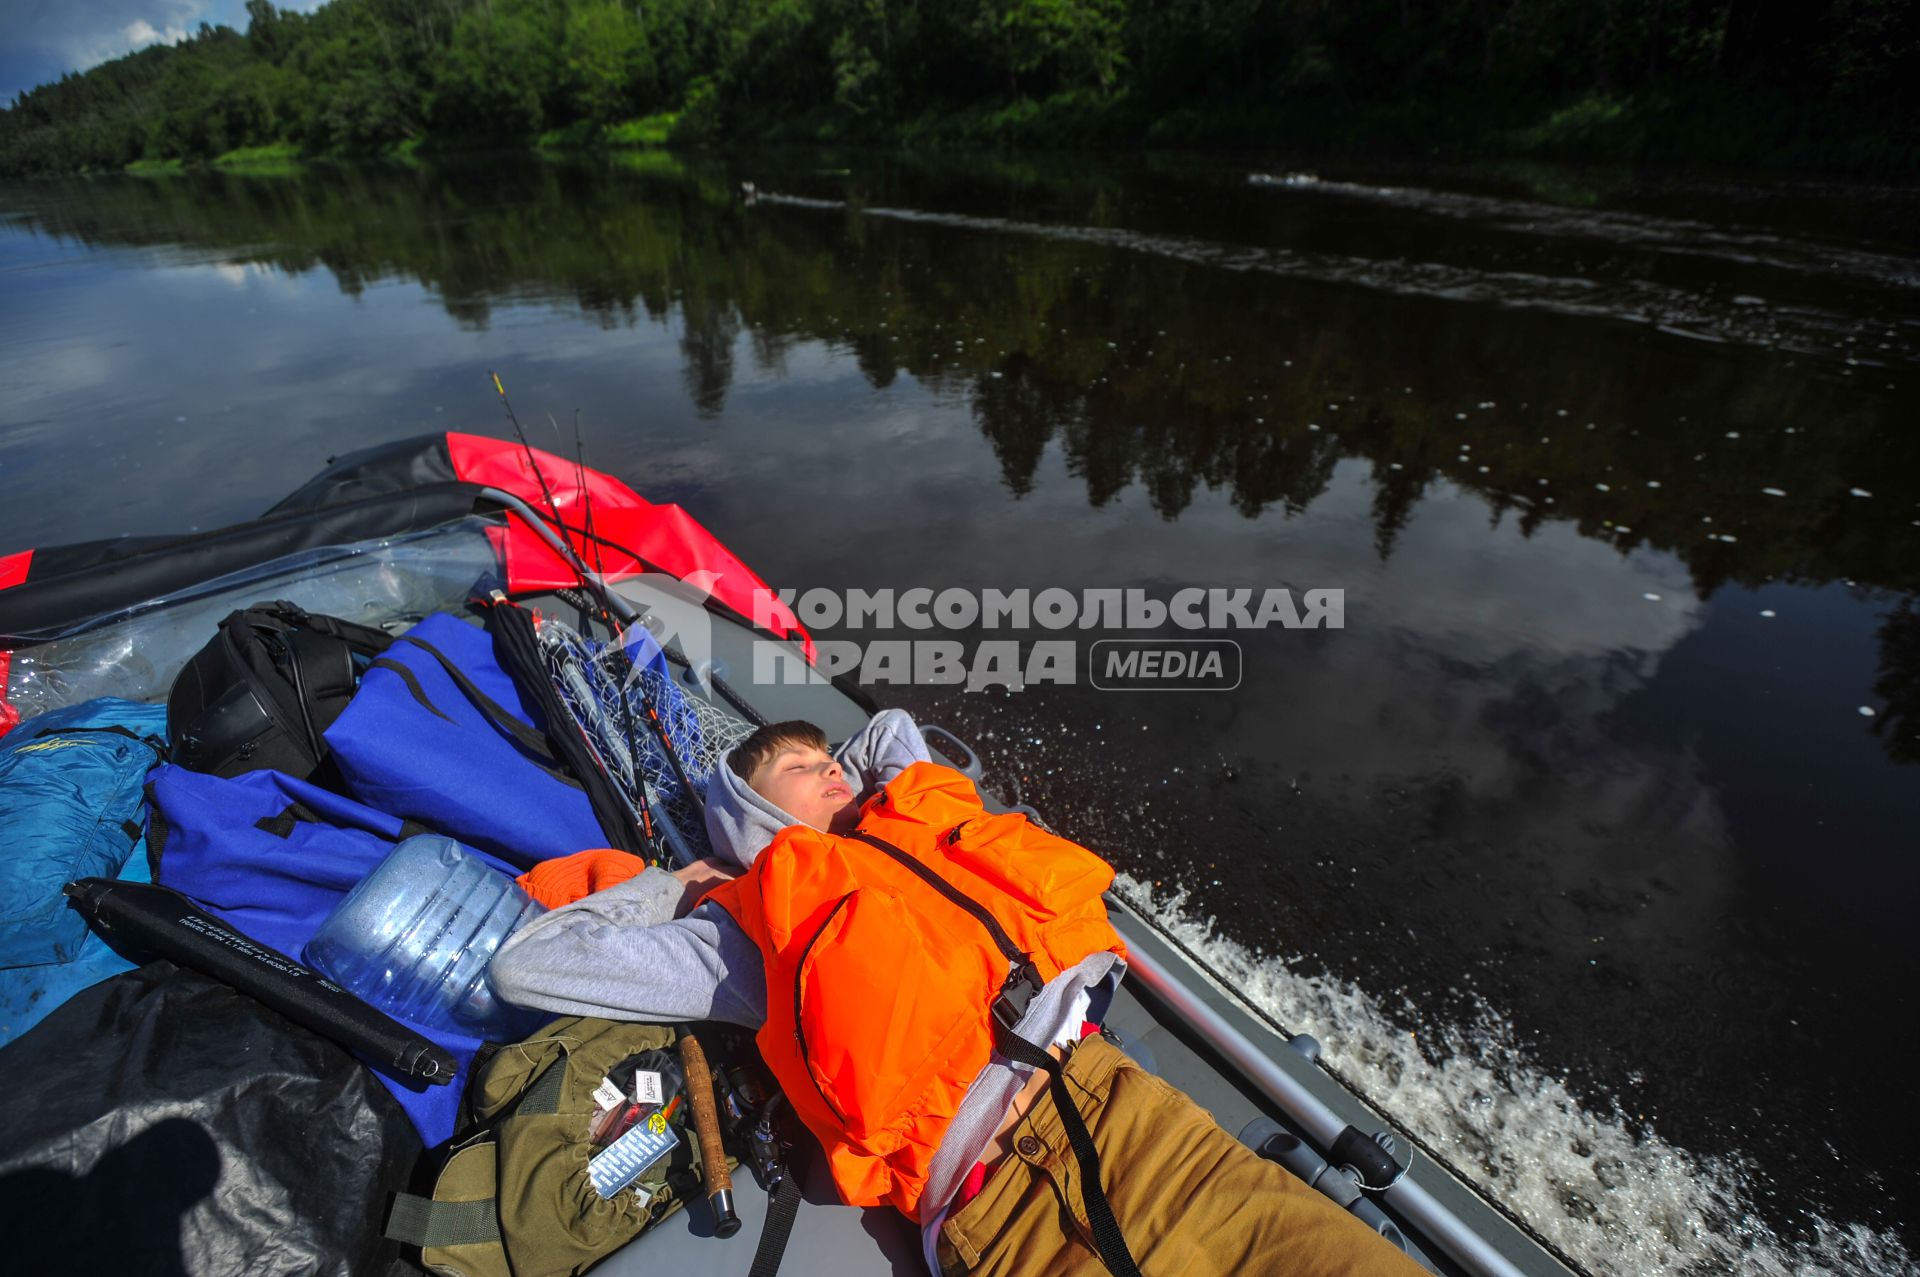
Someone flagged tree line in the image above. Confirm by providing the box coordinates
[3,0,1916,177]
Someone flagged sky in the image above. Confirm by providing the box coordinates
[0,1,327,106]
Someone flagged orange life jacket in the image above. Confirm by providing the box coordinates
[704,761,1126,1220]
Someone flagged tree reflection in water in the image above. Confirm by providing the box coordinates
[5,153,1914,759]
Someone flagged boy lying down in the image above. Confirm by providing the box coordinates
[491,709,1419,1277]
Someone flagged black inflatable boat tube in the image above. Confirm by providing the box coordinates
[64,878,457,1086]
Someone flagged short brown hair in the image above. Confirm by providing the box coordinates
[728,720,831,781]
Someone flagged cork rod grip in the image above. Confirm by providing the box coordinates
[678,1032,741,1237]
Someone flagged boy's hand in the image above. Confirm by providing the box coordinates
[670,857,741,916]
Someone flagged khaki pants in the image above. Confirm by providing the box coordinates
[935,1036,1426,1277]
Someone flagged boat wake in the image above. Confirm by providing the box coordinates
[1112,875,1914,1277]
[1246,172,1920,295]
[758,191,1914,367]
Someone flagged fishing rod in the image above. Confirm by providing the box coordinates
[481,372,635,626]
[622,644,707,829]
[486,373,675,857]
[484,379,706,850]
[480,376,714,825]
[485,386,807,665]
[559,410,708,831]
[492,370,569,538]
[486,372,694,861]
[568,409,667,861]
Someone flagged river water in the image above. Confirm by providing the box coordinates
[1,153,1915,1274]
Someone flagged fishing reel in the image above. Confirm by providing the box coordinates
[719,1056,796,1193]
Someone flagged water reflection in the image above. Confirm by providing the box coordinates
[15,168,1909,536]
[16,156,1910,727]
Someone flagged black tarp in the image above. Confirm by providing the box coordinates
[265,435,460,515]
[0,961,424,1276]
[0,484,485,640]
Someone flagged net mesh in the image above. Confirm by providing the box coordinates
[536,617,756,862]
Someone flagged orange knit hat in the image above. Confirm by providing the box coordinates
[516,849,650,909]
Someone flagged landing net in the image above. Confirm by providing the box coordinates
[535,616,755,863]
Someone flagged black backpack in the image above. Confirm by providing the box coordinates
[167,601,395,780]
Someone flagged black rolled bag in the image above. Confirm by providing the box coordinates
[0,960,424,1276]
[166,601,395,781]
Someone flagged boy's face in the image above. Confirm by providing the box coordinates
[748,744,860,834]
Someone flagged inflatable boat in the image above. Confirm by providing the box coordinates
[0,433,1582,1277]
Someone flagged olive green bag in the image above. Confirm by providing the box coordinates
[385,1017,720,1277]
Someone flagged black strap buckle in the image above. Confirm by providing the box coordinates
[990,961,1045,1050]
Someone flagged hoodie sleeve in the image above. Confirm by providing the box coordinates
[837,707,930,796]
[489,869,767,1028]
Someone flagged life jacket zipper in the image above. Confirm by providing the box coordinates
[792,893,853,1125]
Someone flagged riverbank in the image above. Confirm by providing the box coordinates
[7,1,1914,183]
[729,83,1917,176]
[96,83,1916,184]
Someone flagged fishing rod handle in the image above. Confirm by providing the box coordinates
[678,1032,741,1238]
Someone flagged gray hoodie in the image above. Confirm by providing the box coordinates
[488,709,1123,1266]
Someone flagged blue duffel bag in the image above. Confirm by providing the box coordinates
[147,763,523,1146]
[0,698,168,1044]
[322,612,625,867]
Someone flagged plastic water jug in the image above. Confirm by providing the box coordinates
[305,835,547,1041]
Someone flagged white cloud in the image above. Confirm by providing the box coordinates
[11,1,217,81]
[119,19,192,52]
[4,1,341,99]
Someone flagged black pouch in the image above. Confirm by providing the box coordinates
[166,601,393,779]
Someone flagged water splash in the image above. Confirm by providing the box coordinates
[1112,875,1915,1277]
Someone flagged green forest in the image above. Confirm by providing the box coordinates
[2,0,1916,177]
